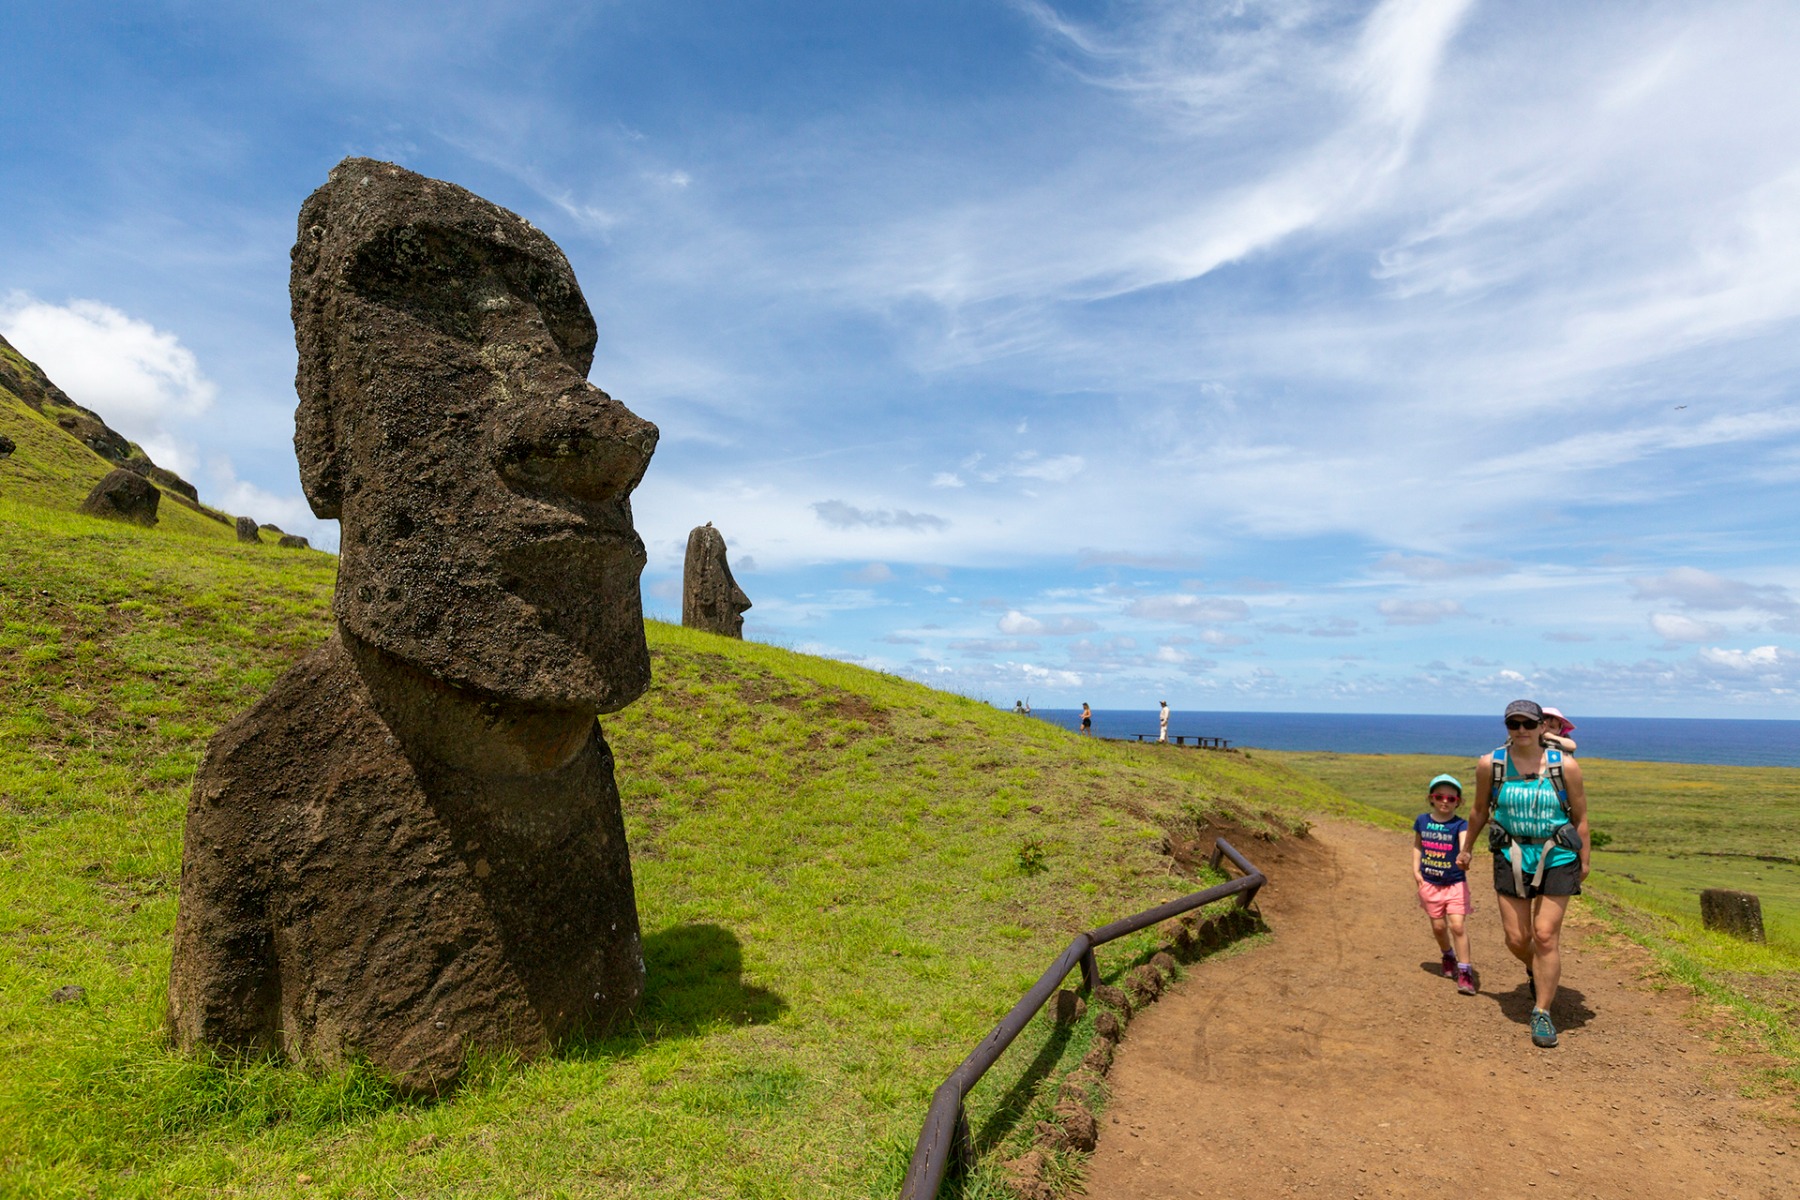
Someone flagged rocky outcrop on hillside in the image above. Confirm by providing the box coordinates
[1,332,217,518]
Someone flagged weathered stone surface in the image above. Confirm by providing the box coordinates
[682,522,750,637]
[1080,1040,1114,1073]
[78,468,160,525]
[0,433,15,459]
[1700,889,1765,942]
[235,516,261,543]
[168,158,659,1095]
[1150,951,1177,979]
[276,533,310,549]
[1051,987,1086,1025]
[1093,1009,1121,1043]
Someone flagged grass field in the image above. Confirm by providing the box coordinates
[1,417,1358,1200]
[1265,749,1800,1058]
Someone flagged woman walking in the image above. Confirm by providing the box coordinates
[1458,699,1590,1048]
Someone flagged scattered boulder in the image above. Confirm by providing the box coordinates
[169,158,660,1095]
[1092,982,1131,1016]
[682,522,751,637]
[78,468,160,525]
[0,433,14,459]
[1001,1150,1052,1200]
[1150,951,1178,979]
[1051,1101,1099,1152]
[235,516,261,543]
[276,534,310,549]
[1051,987,1086,1025]
[1093,1009,1121,1043]
[49,984,87,1004]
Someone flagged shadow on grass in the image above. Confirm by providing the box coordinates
[972,1018,1077,1154]
[562,922,787,1059]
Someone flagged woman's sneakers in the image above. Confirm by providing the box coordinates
[1456,965,1477,995]
[1441,951,1457,979]
[1530,1007,1558,1048]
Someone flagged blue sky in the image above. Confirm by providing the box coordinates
[4,0,1799,717]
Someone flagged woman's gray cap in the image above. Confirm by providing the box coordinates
[1503,699,1543,721]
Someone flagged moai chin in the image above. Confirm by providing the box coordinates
[167,158,658,1094]
[682,522,751,638]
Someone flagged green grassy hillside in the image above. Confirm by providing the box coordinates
[1,429,1354,1197]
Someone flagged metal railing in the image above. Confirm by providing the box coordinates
[898,838,1266,1199]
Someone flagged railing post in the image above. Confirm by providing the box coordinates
[950,1104,975,1178]
[1079,945,1099,993]
[1208,843,1224,871]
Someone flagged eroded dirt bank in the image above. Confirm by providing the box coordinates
[1085,820,1799,1199]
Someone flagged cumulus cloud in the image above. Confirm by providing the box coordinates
[1378,599,1465,626]
[1373,553,1511,579]
[997,610,1099,636]
[1649,612,1723,644]
[0,296,216,431]
[848,562,895,584]
[811,500,949,532]
[1125,595,1252,624]
[1631,567,1799,628]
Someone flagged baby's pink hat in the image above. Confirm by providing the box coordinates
[1540,706,1574,733]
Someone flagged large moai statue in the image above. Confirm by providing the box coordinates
[168,158,659,1094]
[682,522,751,637]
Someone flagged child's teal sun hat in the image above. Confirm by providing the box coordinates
[1427,773,1463,794]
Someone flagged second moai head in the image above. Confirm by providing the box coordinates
[682,522,751,638]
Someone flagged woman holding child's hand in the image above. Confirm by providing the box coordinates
[1459,699,1589,1051]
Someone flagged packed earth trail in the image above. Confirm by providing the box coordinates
[1084,820,1799,1200]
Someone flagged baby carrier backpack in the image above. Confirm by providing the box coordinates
[1487,746,1581,895]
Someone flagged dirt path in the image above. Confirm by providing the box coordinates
[1084,819,1799,1199]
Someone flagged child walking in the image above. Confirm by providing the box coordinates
[1415,773,1476,995]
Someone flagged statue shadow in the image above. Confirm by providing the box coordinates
[559,923,786,1060]
[1484,973,1595,1031]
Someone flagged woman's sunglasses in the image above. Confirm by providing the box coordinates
[1505,716,1541,730]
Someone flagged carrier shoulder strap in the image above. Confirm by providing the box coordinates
[1544,747,1569,816]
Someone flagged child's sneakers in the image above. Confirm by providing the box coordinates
[1441,951,1457,979]
[1456,965,1477,995]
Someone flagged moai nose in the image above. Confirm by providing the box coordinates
[495,381,659,507]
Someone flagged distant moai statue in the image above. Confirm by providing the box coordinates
[682,522,751,638]
[1700,889,1765,942]
[168,158,659,1094]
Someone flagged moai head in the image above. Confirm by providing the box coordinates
[291,158,658,712]
[682,523,751,638]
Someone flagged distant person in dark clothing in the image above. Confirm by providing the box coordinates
[1080,703,1092,735]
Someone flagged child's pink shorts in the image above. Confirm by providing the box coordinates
[1418,879,1472,917]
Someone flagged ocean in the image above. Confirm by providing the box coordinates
[1026,709,1800,768]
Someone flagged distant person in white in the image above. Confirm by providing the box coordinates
[1158,700,1169,743]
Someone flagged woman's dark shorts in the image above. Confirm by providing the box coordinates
[1492,856,1582,898]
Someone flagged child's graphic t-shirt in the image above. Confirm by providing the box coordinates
[1415,814,1468,884]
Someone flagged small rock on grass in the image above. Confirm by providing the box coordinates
[49,985,87,1004]
[1052,988,1086,1025]
[1092,983,1131,1015]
